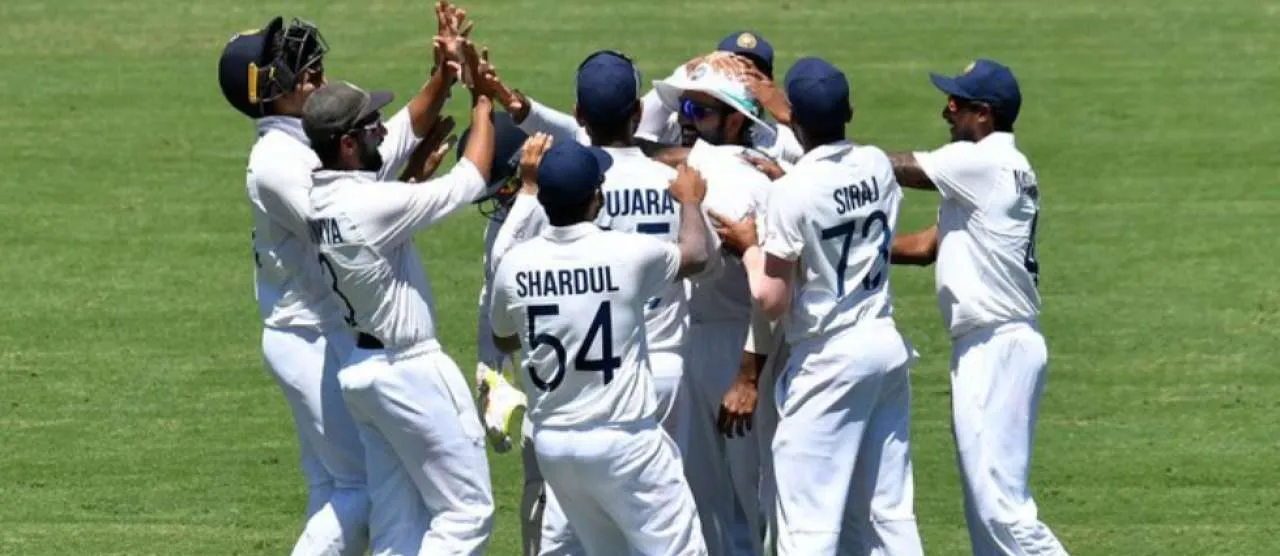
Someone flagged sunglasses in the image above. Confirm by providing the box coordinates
[681,98,720,121]
[349,112,382,135]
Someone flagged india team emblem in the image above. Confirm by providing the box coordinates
[736,33,757,49]
[963,60,977,74]
[691,64,710,80]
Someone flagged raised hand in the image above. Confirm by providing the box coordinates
[668,163,708,205]
[400,115,458,182]
[518,133,554,194]
[433,1,472,75]
[736,61,792,125]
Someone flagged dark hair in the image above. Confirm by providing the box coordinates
[312,137,343,169]
[993,114,1015,132]
[584,116,632,146]
[802,125,845,148]
[544,198,595,227]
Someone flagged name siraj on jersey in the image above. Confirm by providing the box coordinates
[516,266,621,298]
[833,177,881,215]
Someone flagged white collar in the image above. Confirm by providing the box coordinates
[798,140,855,165]
[256,116,309,144]
[312,169,377,186]
[979,132,1016,147]
[543,222,601,242]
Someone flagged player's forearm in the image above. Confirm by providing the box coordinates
[889,152,936,190]
[514,96,584,146]
[891,224,939,266]
[408,67,456,138]
[735,351,767,385]
[743,246,789,319]
[675,201,712,278]
[462,98,496,183]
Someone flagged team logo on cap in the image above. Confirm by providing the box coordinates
[736,33,757,49]
[963,61,976,74]
[691,63,710,80]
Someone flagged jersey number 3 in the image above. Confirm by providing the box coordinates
[524,301,622,392]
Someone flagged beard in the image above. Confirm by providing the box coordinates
[356,134,384,172]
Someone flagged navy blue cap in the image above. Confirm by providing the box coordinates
[785,57,852,134]
[929,58,1022,124]
[218,17,284,118]
[576,51,641,126]
[458,111,529,188]
[536,142,613,207]
[717,31,774,77]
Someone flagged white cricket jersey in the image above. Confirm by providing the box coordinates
[306,159,487,350]
[685,139,772,324]
[915,132,1041,338]
[246,110,421,332]
[762,141,902,341]
[592,146,688,353]
[490,224,681,428]
[636,64,805,165]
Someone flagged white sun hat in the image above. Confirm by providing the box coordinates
[652,62,775,138]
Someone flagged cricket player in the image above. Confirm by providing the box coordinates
[713,57,924,556]
[467,113,532,454]
[217,12,461,554]
[489,139,713,555]
[650,60,779,555]
[479,49,705,556]
[889,59,1069,556]
[301,64,497,555]
[636,31,804,167]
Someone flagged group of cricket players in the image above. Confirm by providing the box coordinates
[217,2,1070,555]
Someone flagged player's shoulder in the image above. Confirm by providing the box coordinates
[598,227,667,252]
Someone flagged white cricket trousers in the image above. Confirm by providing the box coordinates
[532,348,686,556]
[339,341,495,556]
[261,326,370,556]
[772,319,923,556]
[534,419,709,556]
[950,321,1068,556]
[683,321,759,556]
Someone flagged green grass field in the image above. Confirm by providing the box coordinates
[2,0,1278,554]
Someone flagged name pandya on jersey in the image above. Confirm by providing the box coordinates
[516,266,621,298]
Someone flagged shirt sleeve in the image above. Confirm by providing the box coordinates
[362,158,487,248]
[376,107,423,182]
[251,154,315,239]
[743,305,777,355]
[914,141,993,208]
[489,193,548,275]
[518,98,588,146]
[488,259,520,338]
[760,175,804,261]
[636,235,682,300]
[636,66,685,143]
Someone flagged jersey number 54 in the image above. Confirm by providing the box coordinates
[524,301,622,392]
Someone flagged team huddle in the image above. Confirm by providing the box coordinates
[218,2,1068,555]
